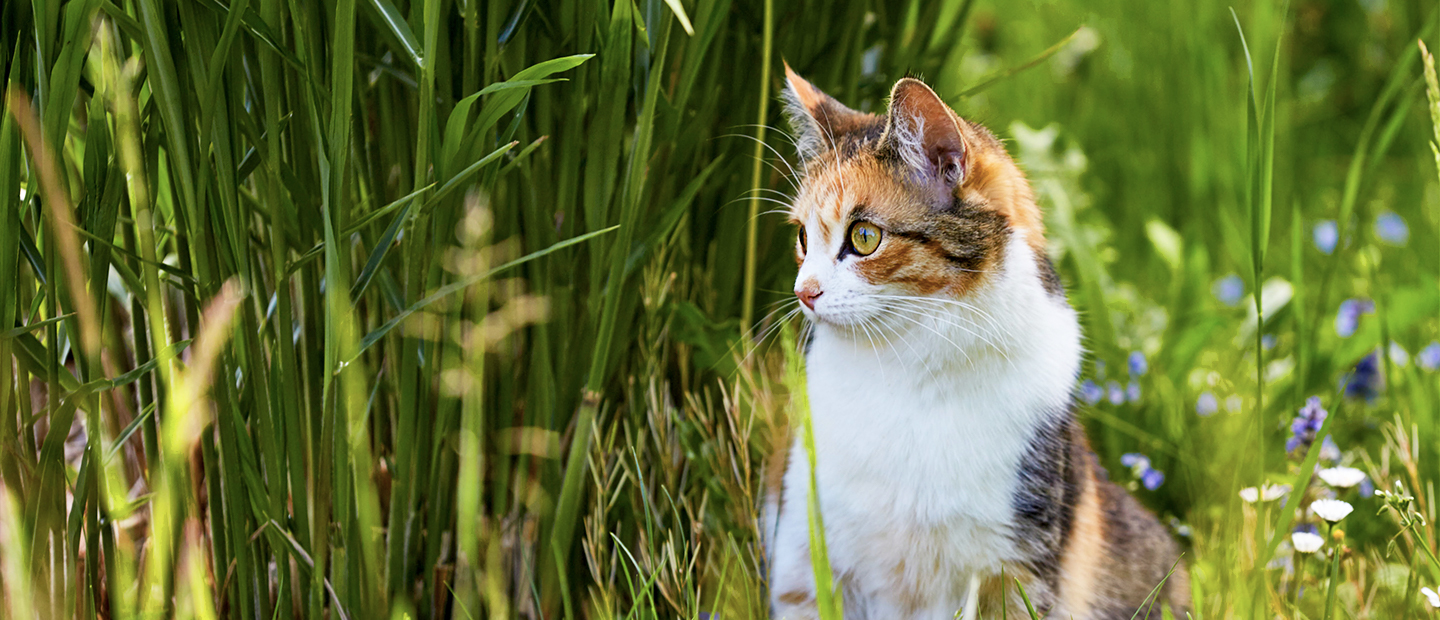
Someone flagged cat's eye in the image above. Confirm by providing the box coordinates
[848,222,882,256]
[797,226,807,254]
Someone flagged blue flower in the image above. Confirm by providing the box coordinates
[1320,435,1341,463]
[1196,392,1219,417]
[1312,220,1338,254]
[1341,351,1382,401]
[1122,452,1165,490]
[1213,274,1245,307]
[1081,380,1103,404]
[1334,298,1373,338]
[1286,396,1327,453]
[1359,476,1375,498]
[1107,381,1125,405]
[1418,342,1440,371]
[1375,211,1409,245]
[1128,351,1148,377]
[1127,381,1142,402]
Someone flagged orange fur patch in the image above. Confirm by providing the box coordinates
[956,123,1047,257]
[784,63,829,119]
[1057,464,1105,617]
[777,590,810,606]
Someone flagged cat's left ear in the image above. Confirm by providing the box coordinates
[882,78,967,188]
[782,62,866,162]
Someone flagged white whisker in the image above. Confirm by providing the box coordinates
[868,303,973,367]
[879,302,1018,373]
[720,132,801,182]
[870,294,1012,349]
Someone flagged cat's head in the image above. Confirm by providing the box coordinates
[783,66,1058,336]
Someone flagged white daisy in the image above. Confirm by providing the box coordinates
[1311,498,1354,522]
[1423,586,1440,608]
[1262,484,1291,501]
[1238,483,1290,503]
[1318,466,1367,489]
[1291,531,1324,553]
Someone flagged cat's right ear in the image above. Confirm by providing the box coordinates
[782,62,863,162]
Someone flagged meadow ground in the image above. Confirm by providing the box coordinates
[2,0,1440,618]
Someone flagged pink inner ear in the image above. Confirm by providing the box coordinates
[887,79,967,185]
[941,152,965,186]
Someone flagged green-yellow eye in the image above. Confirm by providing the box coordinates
[849,221,882,256]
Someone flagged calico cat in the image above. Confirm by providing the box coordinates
[763,66,1190,619]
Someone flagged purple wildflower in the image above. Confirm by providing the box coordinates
[1334,298,1373,338]
[1213,274,1245,307]
[1312,220,1338,254]
[1122,452,1165,490]
[1359,476,1375,498]
[1340,351,1382,400]
[1128,351,1148,377]
[1127,381,1142,402]
[1196,392,1219,417]
[1375,211,1409,245]
[1106,381,1125,405]
[1081,380,1103,404]
[1286,397,1327,453]
[1418,342,1440,371]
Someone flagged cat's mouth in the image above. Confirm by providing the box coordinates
[801,301,880,329]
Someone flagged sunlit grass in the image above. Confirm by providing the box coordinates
[2,0,1440,619]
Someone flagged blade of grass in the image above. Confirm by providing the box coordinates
[739,0,773,341]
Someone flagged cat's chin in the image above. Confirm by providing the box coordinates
[803,313,901,336]
[800,308,862,328]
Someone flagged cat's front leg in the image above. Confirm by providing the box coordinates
[766,471,826,620]
[767,522,821,620]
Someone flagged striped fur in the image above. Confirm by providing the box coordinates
[764,70,1189,619]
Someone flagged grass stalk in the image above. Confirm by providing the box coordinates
[740,0,775,341]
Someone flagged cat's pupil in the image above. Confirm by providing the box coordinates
[798,226,807,254]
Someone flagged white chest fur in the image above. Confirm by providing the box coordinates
[769,238,1082,618]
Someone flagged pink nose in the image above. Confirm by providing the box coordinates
[797,288,822,310]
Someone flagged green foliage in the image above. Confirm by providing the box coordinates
[2,0,1440,619]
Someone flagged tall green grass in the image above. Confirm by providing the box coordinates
[3,0,1440,618]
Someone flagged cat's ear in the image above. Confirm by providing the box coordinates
[882,78,967,188]
[782,62,864,162]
